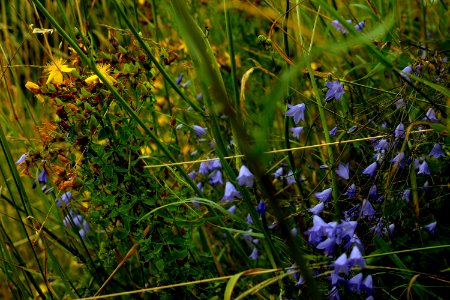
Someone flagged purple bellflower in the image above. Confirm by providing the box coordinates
[333,253,349,274]
[221,182,242,202]
[402,189,410,203]
[38,170,48,184]
[417,161,431,175]
[325,81,345,102]
[227,205,236,215]
[348,273,363,293]
[424,221,437,234]
[429,143,445,158]
[344,183,357,198]
[236,165,254,188]
[286,103,306,124]
[290,126,303,139]
[208,170,223,186]
[362,275,373,293]
[246,213,253,225]
[361,199,375,218]
[362,162,378,177]
[256,200,266,216]
[249,247,259,260]
[349,245,365,268]
[273,167,284,179]
[329,126,338,136]
[390,152,405,165]
[394,123,405,138]
[308,202,325,215]
[424,108,439,122]
[335,163,350,180]
[15,153,28,165]
[192,125,207,138]
[368,185,377,199]
[331,19,352,34]
[286,170,296,186]
[400,65,413,81]
[355,20,365,31]
[314,188,333,204]
[175,74,183,85]
[56,191,72,207]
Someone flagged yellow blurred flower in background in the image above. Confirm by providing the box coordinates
[44,58,75,84]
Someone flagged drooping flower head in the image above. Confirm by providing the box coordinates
[400,65,413,82]
[290,127,303,139]
[325,81,345,102]
[286,103,306,124]
[362,162,378,177]
[424,221,437,234]
[192,125,207,138]
[221,181,242,202]
[428,143,445,158]
[329,126,338,136]
[314,188,333,204]
[424,108,439,122]
[236,165,254,188]
[394,123,405,138]
[417,161,431,175]
[308,202,325,215]
[335,163,350,180]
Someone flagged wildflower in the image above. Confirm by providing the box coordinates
[15,153,28,165]
[362,162,378,177]
[325,81,345,101]
[221,181,241,202]
[417,161,430,175]
[308,202,325,215]
[85,63,117,85]
[256,200,266,216]
[286,170,296,186]
[424,221,437,234]
[198,161,210,175]
[331,19,352,34]
[347,125,358,134]
[192,125,207,138]
[362,275,373,293]
[355,20,365,31]
[314,188,333,204]
[349,245,365,268]
[329,272,345,286]
[402,189,410,203]
[395,98,406,108]
[374,139,389,151]
[208,170,223,186]
[317,237,336,255]
[368,185,377,199]
[188,171,196,180]
[348,273,363,293]
[56,191,72,207]
[333,253,349,274]
[290,126,303,139]
[209,159,222,170]
[286,103,306,124]
[394,123,405,138]
[344,234,363,250]
[429,143,445,158]
[175,74,183,85]
[361,199,375,218]
[249,247,259,260]
[236,165,254,188]
[246,213,253,225]
[335,163,350,180]
[295,276,305,286]
[329,126,338,136]
[424,108,439,122]
[329,286,340,300]
[390,152,405,165]
[344,183,357,198]
[227,205,236,215]
[273,167,284,179]
[304,215,328,244]
[44,58,75,84]
[400,65,413,81]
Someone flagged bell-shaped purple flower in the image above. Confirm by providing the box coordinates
[344,183,357,199]
[221,181,241,202]
[400,65,413,81]
[256,200,266,216]
[335,163,350,180]
[227,205,236,215]
[236,165,254,188]
[290,126,303,139]
[349,245,365,269]
[355,20,365,31]
[402,189,410,203]
[390,152,405,165]
[424,221,437,234]
[192,125,207,138]
[333,253,349,274]
[325,81,345,101]
[286,103,306,124]
[424,108,439,122]
[308,202,325,215]
[15,153,28,165]
[208,170,223,186]
[394,123,405,138]
[198,161,210,175]
[188,171,196,180]
[361,199,375,218]
[246,213,253,225]
[273,167,284,179]
[329,126,338,136]
[314,187,333,204]
[417,161,430,175]
[429,143,445,158]
[362,162,378,177]
[362,275,373,293]
[249,247,259,260]
[56,191,72,207]
[348,273,363,293]
[368,185,377,199]
[317,237,336,255]
[286,170,296,186]
[38,170,48,184]
[304,215,327,244]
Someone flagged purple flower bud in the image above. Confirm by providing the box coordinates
[15,153,28,165]
[290,126,303,139]
[175,74,183,85]
[362,275,373,293]
[227,205,236,215]
[256,200,266,216]
[402,189,410,203]
[394,123,405,138]
[424,108,439,122]
[199,161,210,175]
[329,126,338,136]
[347,125,358,134]
[249,247,259,260]
[424,221,437,234]
[246,213,253,225]
[188,171,196,180]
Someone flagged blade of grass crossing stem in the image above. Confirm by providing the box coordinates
[224,270,246,300]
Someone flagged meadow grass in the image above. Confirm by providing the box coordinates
[0,0,449,299]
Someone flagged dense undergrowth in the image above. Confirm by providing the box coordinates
[0,0,449,299]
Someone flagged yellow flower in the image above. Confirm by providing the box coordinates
[44,58,75,84]
[85,63,117,85]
